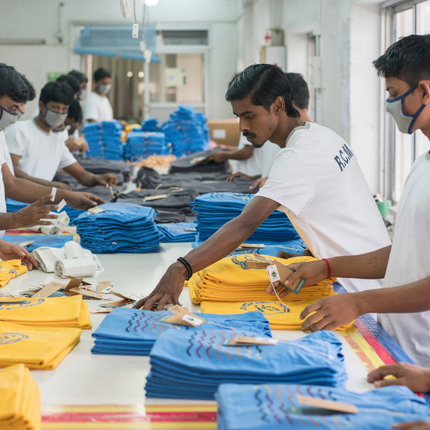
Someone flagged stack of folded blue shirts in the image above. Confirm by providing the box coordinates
[83,123,102,158]
[141,118,160,132]
[75,203,163,253]
[191,193,300,242]
[161,105,210,157]
[124,131,169,161]
[158,222,197,243]
[2,234,73,252]
[91,307,271,356]
[215,383,430,430]
[101,121,123,160]
[6,199,84,225]
[145,331,347,400]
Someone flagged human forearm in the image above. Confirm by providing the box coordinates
[0,212,24,230]
[14,168,54,188]
[225,147,253,161]
[74,171,99,187]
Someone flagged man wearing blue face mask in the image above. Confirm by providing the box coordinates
[5,81,118,190]
[275,35,430,369]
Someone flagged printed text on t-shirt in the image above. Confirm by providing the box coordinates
[334,144,354,172]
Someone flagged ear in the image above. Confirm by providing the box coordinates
[38,100,45,113]
[272,96,285,115]
[418,80,430,105]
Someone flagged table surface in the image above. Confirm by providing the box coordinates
[2,243,376,406]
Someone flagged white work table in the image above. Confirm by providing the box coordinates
[2,243,374,406]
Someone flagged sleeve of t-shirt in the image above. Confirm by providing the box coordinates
[0,134,6,166]
[256,149,315,217]
[83,96,98,122]
[4,122,26,156]
[58,142,77,170]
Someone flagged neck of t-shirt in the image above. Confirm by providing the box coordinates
[284,122,311,147]
[33,117,52,136]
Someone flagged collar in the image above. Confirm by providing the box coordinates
[285,122,311,147]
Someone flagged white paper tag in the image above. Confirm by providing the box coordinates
[267,264,281,282]
[57,199,66,212]
[132,23,139,38]
[88,207,105,214]
[102,286,114,294]
[182,314,203,326]
[51,187,57,202]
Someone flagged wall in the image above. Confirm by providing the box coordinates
[0,0,240,120]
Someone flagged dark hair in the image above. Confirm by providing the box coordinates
[20,74,36,102]
[0,63,29,103]
[67,99,82,123]
[225,64,299,118]
[68,69,88,84]
[94,67,111,82]
[373,34,430,87]
[57,74,80,95]
[285,72,310,110]
[39,81,74,106]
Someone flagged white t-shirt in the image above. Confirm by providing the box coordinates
[5,119,77,181]
[261,141,280,178]
[83,92,113,123]
[0,141,7,239]
[0,132,14,174]
[257,122,391,293]
[378,152,430,366]
[30,107,39,119]
[233,134,264,177]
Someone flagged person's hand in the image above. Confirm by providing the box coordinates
[52,181,72,191]
[64,192,106,210]
[118,119,129,128]
[133,262,187,311]
[0,241,38,270]
[250,177,267,190]
[368,362,430,393]
[96,174,118,186]
[392,421,430,429]
[15,195,58,228]
[266,260,329,297]
[226,172,253,182]
[299,293,359,331]
[206,152,228,163]
[78,141,89,153]
[65,138,81,153]
[276,250,303,260]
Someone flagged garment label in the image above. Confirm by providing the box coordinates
[18,240,35,248]
[33,282,65,298]
[144,194,167,202]
[68,288,103,299]
[57,199,66,212]
[190,156,206,165]
[267,264,281,282]
[97,281,112,293]
[182,314,203,325]
[239,243,266,249]
[132,23,139,38]
[168,305,206,327]
[91,308,113,314]
[233,336,278,346]
[297,395,358,414]
[88,207,105,214]
[51,187,57,202]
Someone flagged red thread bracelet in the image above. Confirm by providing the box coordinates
[322,259,331,279]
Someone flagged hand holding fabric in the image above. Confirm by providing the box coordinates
[226,172,253,182]
[250,176,267,189]
[97,173,118,186]
[0,240,38,270]
[64,192,105,210]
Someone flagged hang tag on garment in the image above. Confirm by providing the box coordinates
[51,187,57,202]
[97,281,112,294]
[166,305,206,327]
[144,194,168,202]
[132,22,139,38]
[64,276,91,293]
[296,395,358,414]
[33,282,65,298]
[57,200,66,212]
[267,264,281,282]
[239,243,266,249]
[223,336,279,346]
[88,207,105,214]
[18,240,35,248]
[231,255,271,269]
[266,259,307,295]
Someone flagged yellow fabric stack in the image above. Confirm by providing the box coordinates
[0,296,92,330]
[0,364,40,429]
[188,255,353,331]
[0,323,82,370]
[0,260,28,289]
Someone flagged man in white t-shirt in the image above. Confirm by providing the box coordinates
[133,64,390,313]
[280,35,430,370]
[6,81,118,190]
[83,67,114,124]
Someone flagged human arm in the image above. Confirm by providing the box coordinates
[207,145,254,163]
[392,422,430,430]
[250,177,268,190]
[0,240,38,270]
[226,172,261,182]
[133,196,280,310]
[65,137,82,153]
[63,162,118,187]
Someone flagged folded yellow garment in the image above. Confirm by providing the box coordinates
[0,322,81,370]
[0,363,41,429]
[201,300,353,331]
[0,260,28,289]
[0,296,92,329]
[188,255,336,305]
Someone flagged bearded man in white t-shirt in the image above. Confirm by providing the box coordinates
[133,64,390,311]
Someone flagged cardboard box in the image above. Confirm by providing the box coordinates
[207,119,241,147]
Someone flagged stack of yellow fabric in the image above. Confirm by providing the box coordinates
[188,255,353,330]
[0,296,92,330]
[0,364,40,429]
[0,260,27,289]
[0,323,81,370]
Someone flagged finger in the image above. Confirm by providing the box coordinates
[367,364,402,383]
[38,221,54,226]
[279,288,292,298]
[133,298,148,309]
[143,293,163,311]
[79,196,98,209]
[249,180,259,190]
[22,250,38,267]
[266,282,277,294]
[392,423,426,430]
[308,316,333,332]
[300,301,323,320]
[38,214,59,220]
[319,321,341,331]
[86,194,105,205]
[156,295,172,311]
[26,261,33,271]
[226,176,233,183]
[374,378,402,388]
[276,251,288,259]
[42,204,59,211]
[33,194,53,207]
[111,176,118,185]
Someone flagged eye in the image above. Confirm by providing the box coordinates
[245,115,254,120]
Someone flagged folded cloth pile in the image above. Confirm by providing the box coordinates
[91,307,271,356]
[3,235,74,253]
[0,322,81,370]
[191,192,300,242]
[158,222,197,242]
[154,210,186,224]
[0,296,91,329]
[141,118,160,132]
[133,168,229,185]
[75,203,163,253]
[145,330,347,400]
[0,260,27,289]
[188,255,353,330]
[76,156,134,182]
[101,121,123,160]
[169,149,230,174]
[161,105,210,157]
[83,123,102,157]
[124,131,169,161]
[0,364,40,428]
[215,383,430,430]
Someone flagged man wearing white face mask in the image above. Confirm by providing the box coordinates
[83,67,113,124]
[277,35,430,369]
[5,81,118,189]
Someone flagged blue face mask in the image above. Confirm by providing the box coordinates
[0,105,18,131]
[385,84,427,134]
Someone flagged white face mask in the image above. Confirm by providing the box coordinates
[79,88,87,101]
[98,83,111,95]
[41,104,68,128]
[0,105,18,131]
[17,109,24,120]
[385,84,427,135]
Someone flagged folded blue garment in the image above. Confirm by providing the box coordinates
[91,307,272,356]
[215,383,430,430]
[84,121,123,160]
[124,131,169,161]
[2,234,74,252]
[158,222,197,243]
[145,331,346,399]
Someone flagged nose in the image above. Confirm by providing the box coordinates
[20,104,26,114]
[239,118,249,133]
